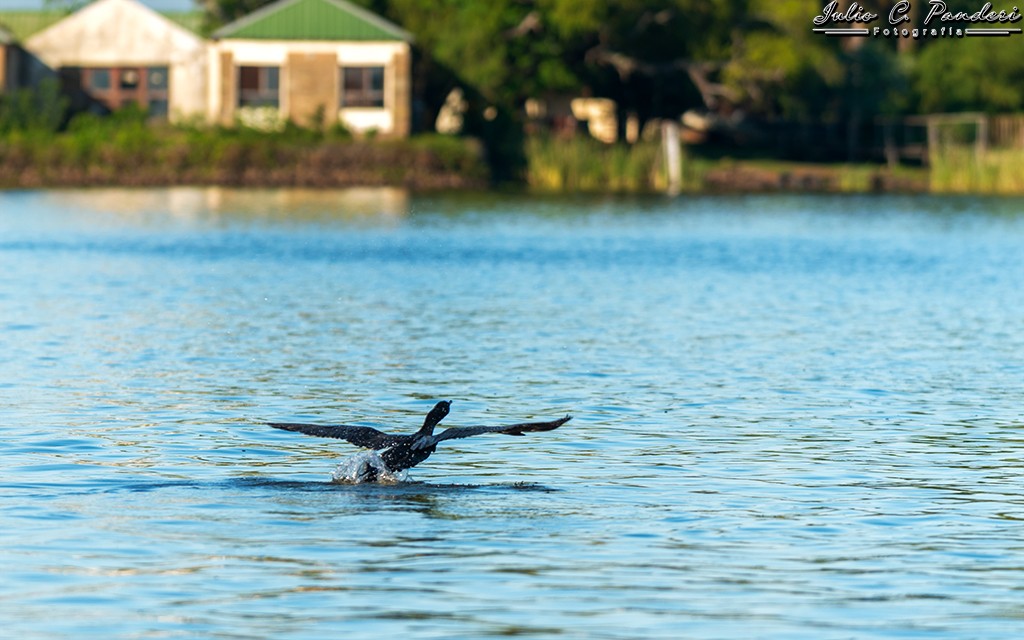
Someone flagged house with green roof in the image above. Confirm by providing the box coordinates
[210,0,413,137]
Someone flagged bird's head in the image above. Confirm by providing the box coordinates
[421,400,451,433]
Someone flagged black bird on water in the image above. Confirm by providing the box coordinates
[268,400,571,481]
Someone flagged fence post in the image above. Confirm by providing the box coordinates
[662,120,682,196]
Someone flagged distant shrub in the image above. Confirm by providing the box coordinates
[0,78,68,135]
[409,134,487,177]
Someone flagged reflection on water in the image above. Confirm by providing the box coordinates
[36,185,411,222]
[2,190,1024,638]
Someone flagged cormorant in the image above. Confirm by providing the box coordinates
[268,400,571,481]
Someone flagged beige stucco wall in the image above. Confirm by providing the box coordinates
[25,0,207,121]
[288,52,339,128]
[210,39,411,137]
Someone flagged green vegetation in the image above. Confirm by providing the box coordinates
[0,79,67,135]
[929,147,1024,194]
[914,35,1024,114]
[524,138,928,194]
[525,137,666,193]
[0,106,487,189]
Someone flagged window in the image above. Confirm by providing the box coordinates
[146,69,169,117]
[89,69,111,91]
[73,66,170,118]
[238,66,279,108]
[120,69,140,90]
[148,68,168,91]
[341,66,384,108]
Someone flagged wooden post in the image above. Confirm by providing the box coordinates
[662,120,682,196]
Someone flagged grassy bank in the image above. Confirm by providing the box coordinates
[524,135,930,194]
[3,105,1019,194]
[694,159,927,194]
[525,136,668,192]
[929,146,1024,194]
[0,111,488,190]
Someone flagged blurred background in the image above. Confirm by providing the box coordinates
[2,0,1022,192]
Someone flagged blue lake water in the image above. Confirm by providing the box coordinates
[2,188,1024,638]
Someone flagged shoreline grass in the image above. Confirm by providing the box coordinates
[524,135,930,194]
[0,110,488,190]
[1,91,1018,195]
[525,136,667,193]
[929,146,1024,194]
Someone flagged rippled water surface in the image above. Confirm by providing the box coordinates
[3,188,1024,638]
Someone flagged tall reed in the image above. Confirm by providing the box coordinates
[929,145,1024,194]
[525,136,668,193]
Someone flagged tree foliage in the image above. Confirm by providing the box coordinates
[914,37,1024,113]
[198,0,276,33]
[192,0,1024,127]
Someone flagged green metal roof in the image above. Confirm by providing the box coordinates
[1,12,60,43]
[213,0,412,42]
[0,11,201,41]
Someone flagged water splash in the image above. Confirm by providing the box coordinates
[331,451,407,484]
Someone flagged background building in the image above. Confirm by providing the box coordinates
[210,0,413,136]
[10,0,413,137]
[24,0,207,121]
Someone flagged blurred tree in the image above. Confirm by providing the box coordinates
[383,0,583,178]
[547,0,744,127]
[383,0,579,109]
[198,0,276,33]
[914,36,1024,113]
[717,1,904,119]
[719,0,843,119]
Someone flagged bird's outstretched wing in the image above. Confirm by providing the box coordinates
[267,423,404,450]
[434,415,571,443]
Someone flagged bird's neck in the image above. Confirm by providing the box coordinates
[416,416,439,438]
[415,403,448,438]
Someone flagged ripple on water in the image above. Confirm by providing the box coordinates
[3,191,1024,638]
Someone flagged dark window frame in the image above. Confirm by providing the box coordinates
[341,66,385,108]
[237,66,280,109]
[72,66,170,118]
